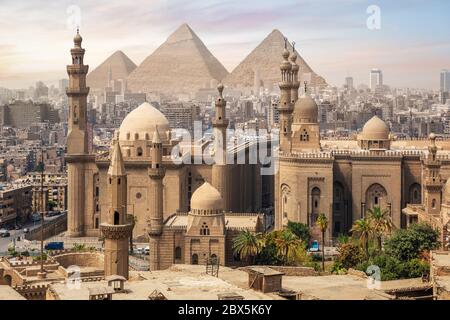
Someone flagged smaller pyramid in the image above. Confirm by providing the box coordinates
[224,29,327,90]
[87,51,137,91]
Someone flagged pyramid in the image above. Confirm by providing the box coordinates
[126,23,229,95]
[224,29,327,89]
[87,50,137,91]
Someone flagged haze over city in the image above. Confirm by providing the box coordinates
[1,0,449,89]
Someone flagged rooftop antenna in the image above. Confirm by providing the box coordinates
[292,41,295,52]
[304,81,308,94]
[284,37,287,49]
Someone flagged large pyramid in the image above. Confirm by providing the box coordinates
[126,23,229,95]
[87,50,137,91]
[224,29,327,89]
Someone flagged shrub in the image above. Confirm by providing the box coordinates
[384,223,439,261]
[334,241,365,269]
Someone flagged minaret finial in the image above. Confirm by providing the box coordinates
[284,37,288,49]
[304,81,308,93]
[217,83,224,98]
[77,26,79,34]
[292,41,295,51]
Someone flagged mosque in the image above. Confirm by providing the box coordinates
[66,31,449,278]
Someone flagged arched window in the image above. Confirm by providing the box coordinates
[409,183,421,204]
[114,211,120,225]
[175,247,182,261]
[365,183,388,213]
[192,254,198,265]
[134,133,139,140]
[137,147,143,157]
[432,199,436,209]
[200,222,210,235]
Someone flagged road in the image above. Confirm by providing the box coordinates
[0,215,62,253]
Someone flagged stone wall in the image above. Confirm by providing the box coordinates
[25,214,67,241]
[240,265,318,277]
[52,252,103,269]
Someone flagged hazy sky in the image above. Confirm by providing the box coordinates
[0,0,449,89]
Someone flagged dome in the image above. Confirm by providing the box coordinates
[293,95,318,123]
[361,116,390,140]
[190,182,223,214]
[118,102,170,142]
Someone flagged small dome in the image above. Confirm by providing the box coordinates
[293,95,318,123]
[190,182,223,213]
[118,102,170,142]
[74,30,82,47]
[361,116,390,140]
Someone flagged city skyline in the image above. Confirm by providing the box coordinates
[1,0,449,90]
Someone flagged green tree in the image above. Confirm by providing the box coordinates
[232,230,264,264]
[367,206,393,251]
[315,213,328,271]
[286,221,311,244]
[47,200,57,211]
[334,241,365,270]
[350,218,373,258]
[384,223,439,261]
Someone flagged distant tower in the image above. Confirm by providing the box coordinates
[148,127,165,271]
[278,38,293,153]
[66,29,92,237]
[290,42,300,104]
[107,66,112,88]
[100,139,132,279]
[253,68,260,97]
[423,133,443,216]
[212,83,230,211]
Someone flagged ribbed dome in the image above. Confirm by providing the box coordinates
[361,116,390,140]
[118,102,170,142]
[293,95,318,123]
[190,182,223,213]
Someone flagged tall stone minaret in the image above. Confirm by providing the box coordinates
[212,83,230,211]
[66,29,91,237]
[290,42,300,104]
[100,139,132,279]
[278,38,293,153]
[148,127,165,271]
[423,133,443,216]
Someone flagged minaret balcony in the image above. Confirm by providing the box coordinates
[148,225,163,236]
[212,119,229,127]
[149,167,165,178]
[66,87,90,96]
[100,223,133,240]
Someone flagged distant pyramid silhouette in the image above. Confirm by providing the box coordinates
[224,29,327,89]
[127,23,229,95]
[87,50,137,90]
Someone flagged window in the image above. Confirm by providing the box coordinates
[300,129,309,141]
[95,187,99,197]
[118,178,121,185]
[192,254,199,265]
[114,211,120,225]
[432,199,436,209]
[95,218,99,229]
[200,222,210,235]
[137,147,143,157]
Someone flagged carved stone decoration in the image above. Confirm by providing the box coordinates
[100,223,133,239]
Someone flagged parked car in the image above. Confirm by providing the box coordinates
[31,213,41,222]
[135,247,144,255]
[144,246,150,255]
[309,240,320,252]
[0,231,10,238]
[46,211,61,217]
[44,242,64,250]
[23,228,29,233]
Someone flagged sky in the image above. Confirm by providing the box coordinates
[0,0,449,89]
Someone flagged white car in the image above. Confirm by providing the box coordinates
[23,228,29,233]
[144,246,150,255]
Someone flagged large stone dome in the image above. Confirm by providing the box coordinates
[118,102,170,142]
[190,182,223,215]
[293,95,318,123]
[361,116,390,140]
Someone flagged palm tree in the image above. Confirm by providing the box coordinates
[232,230,264,264]
[316,213,328,271]
[367,206,393,251]
[273,229,304,265]
[350,218,372,258]
[128,214,138,254]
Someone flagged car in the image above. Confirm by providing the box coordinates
[135,247,144,255]
[14,225,22,230]
[0,231,10,238]
[31,213,41,222]
[23,228,29,233]
[44,242,64,250]
[144,246,150,255]
[309,240,320,252]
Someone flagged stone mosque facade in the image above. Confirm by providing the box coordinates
[274,44,450,247]
[66,32,449,276]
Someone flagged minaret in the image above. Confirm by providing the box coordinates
[148,127,165,271]
[100,139,132,279]
[423,133,443,216]
[290,42,300,104]
[66,29,91,237]
[278,38,293,153]
[212,83,230,211]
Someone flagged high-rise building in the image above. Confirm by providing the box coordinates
[370,69,383,91]
[440,69,450,92]
[58,79,69,94]
[345,77,354,90]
